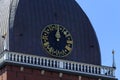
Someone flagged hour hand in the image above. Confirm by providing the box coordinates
[55,26,61,41]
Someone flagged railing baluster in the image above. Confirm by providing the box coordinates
[57,61,59,68]
[67,62,69,70]
[53,60,55,67]
[63,62,66,69]
[11,54,14,61]
[43,59,45,66]
[26,56,28,63]
[23,55,25,63]
[46,59,48,66]
[29,56,31,64]
[36,57,38,65]
[97,67,100,74]
[87,65,89,73]
[19,55,21,62]
[40,58,42,65]
[33,57,34,64]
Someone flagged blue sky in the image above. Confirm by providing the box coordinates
[76,0,120,79]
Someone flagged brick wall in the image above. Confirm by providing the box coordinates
[0,65,98,80]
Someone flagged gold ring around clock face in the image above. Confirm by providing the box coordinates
[41,24,73,57]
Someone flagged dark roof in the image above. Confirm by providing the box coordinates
[3,0,101,65]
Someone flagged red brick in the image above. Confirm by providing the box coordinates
[24,67,33,74]
[32,69,41,75]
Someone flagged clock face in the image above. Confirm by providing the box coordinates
[41,24,73,57]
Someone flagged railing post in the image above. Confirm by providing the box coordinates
[7,52,10,60]
[113,68,115,77]
[3,52,7,60]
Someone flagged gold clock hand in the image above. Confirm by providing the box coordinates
[55,26,61,41]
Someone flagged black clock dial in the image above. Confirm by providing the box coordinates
[41,24,73,57]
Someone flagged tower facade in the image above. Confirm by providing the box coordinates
[0,0,117,80]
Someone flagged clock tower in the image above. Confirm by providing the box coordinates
[0,0,117,80]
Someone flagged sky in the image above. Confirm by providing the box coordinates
[76,0,120,79]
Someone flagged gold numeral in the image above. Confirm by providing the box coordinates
[48,47,54,53]
[44,30,49,34]
[42,35,48,40]
[67,40,73,44]
[65,46,71,51]
[65,33,71,37]
[43,42,49,47]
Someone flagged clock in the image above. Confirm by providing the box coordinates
[41,24,73,57]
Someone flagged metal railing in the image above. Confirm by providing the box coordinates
[0,51,115,78]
